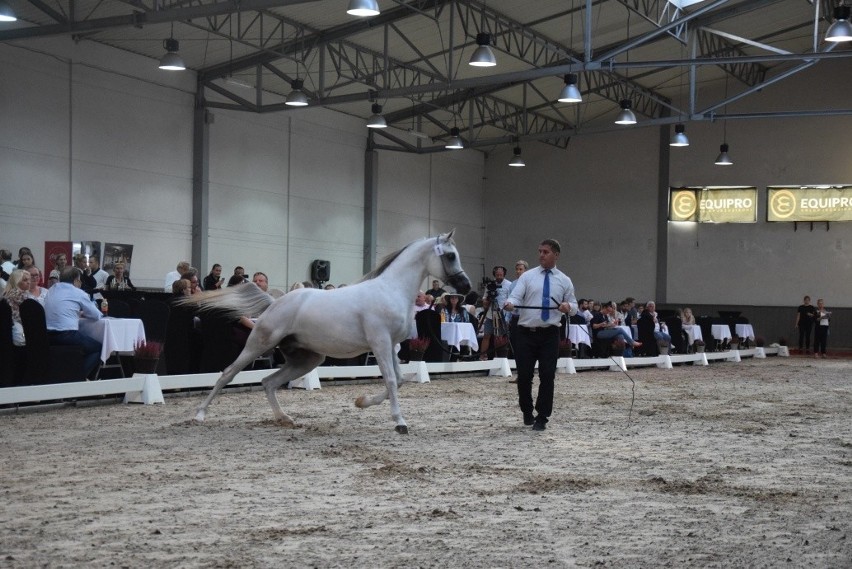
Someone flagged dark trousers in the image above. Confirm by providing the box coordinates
[49,330,102,378]
[514,325,560,422]
[798,322,813,350]
[814,325,829,354]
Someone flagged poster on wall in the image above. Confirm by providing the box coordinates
[44,241,73,276]
[72,241,102,268]
[103,243,134,276]
[767,186,852,222]
[669,187,757,223]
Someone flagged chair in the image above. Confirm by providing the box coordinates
[635,314,659,357]
[105,298,131,318]
[198,310,243,373]
[18,299,86,384]
[414,310,443,362]
[164,301,199,375]
[135,299,171,342]
[0,299,25,387]
[665,317,687,354]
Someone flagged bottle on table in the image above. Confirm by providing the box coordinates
[101,298,109,316]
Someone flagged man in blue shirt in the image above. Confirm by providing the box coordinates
[44,267,103,378]
[505,239,577,431]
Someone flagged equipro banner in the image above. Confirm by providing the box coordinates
[767,187,852,222]
[670,187,757,223]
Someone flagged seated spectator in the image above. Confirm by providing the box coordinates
[51,252,68,275]
[624,297,639,326]
[637,301,671,349]
[439,292,470,323]
[251,271,284,298]
[414,291,432,312]
[682,307,695,325]
[227,275,245,287]
[105,262,136,291]
[3,269,31,346]
[426,279,445,299]
[576,298,593,324]
[203,263,224,291]
[324,284,335,290]
[43,267,103,378]
[232,266,248,283]
[289,281,304,292]
[591,301,642,351]
[164,261,190,292]
[183,267,201,295]
[172,278,191,296]
[301,280,314,288]
[24,266,48,304]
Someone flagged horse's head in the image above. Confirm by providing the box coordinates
[430,229,471,296]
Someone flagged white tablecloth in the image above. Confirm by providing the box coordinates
[711,324,732,342]
[441,322,478,351]
[80,317,147,364]
[683,324,704,345]
[567,324,592,347]
[735,323,755,341]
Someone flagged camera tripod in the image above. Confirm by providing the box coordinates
[477,295,511,359]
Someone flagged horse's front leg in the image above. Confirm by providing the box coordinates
[354,342,408,434]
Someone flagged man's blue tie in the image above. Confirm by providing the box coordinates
[541,269,551,322]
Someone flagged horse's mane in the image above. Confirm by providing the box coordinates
[355,243,410,283]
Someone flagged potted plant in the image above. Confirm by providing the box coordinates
[559,338,573,358]
[729,334,740,350]
[610,337,626,356]
[693,339,705,353]
[134,340,163,374]
[657,338,670,355]
[408,337,430,361]
[493,335,510,358]
[755,336,765,347]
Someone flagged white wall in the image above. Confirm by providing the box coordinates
[484,61,852,307]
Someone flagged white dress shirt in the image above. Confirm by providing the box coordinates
[506,265,577,328]
[44,282,103,331]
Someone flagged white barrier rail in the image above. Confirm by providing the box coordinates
[0,347,784,407]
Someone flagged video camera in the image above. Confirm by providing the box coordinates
[481,276,501,300]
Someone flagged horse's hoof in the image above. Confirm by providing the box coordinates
[395,425,409,435]
[354,395,367,408]
[276,418,297,429]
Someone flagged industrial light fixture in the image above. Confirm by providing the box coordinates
[469,33,497,67]
[0,0,17,22]
[285,79,309,106]
[714,143,733,165]
[670,124,690,147]
[158,38,186,71]
[346,0,380,17]
[557,74,582,103]
[366,103,387,128]
[825,5,852,42]
[614,100,637,125]
[508,147,526,167]
[445,127,464,149]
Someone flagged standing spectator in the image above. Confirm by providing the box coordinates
[105,262,136,291]
[0,248,13,289]
[74,254,96,294]
[164,261,190,292]
[794,295,816,355]
[478,265,512,360]
[172,278,191,296]
[504,239,577,431]
[203,264,224,291]
[232,266,248,282]
[17,251,36,271]
[88,256,109,305]
[15,247,33,270]
[43,267,103,379]
[24,266,49,304]
[425,279,445,299]
[813,299,831,358]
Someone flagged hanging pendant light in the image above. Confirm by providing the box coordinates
[366,103,387,128]
[508,147,526,167]
[285,79,309,106]
[159,38,186,71]
[445,127,464,149]
[714,143,733,165]
[670,124,690,147]
[469,33,497,67]
[347,0,380,17]
[0,0,17,22]
[557,74,582,103]
[614,100,637,125]
[826,5,852,42]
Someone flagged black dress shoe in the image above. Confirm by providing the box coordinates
[523,413,534,426]
[532,420,546,431]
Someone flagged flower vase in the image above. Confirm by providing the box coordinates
[134,357,159,375]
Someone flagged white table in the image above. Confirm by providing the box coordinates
[567,324,592,347]
[441,322,479,352]
[735,323,755,341]
[80,317,147,364]
[711,324,733,343]
[683,324,704,345]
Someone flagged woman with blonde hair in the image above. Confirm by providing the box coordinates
[3,269,32,346]
[25,266,48,304]
[681,307,695,325]
[105,262,136,291]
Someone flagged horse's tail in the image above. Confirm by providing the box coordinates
[176,282,274,319]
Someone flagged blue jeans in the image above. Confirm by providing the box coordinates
[49,330,102,378]
[597,328,634,344]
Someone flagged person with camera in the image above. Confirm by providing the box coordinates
[478,265,512,360]
[504,239,577,432]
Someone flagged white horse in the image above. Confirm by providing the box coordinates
[180,230,471,434]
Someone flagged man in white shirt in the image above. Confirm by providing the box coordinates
[44,267,104,378]
[164,261,190,292]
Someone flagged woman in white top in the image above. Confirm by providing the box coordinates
[813,298,831,358]
[24,266,48,305]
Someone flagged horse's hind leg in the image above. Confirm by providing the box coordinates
[260,349,324,427]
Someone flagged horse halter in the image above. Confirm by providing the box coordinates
[435,235,465,281]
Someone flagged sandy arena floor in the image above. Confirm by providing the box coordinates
[2,357,851,568]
